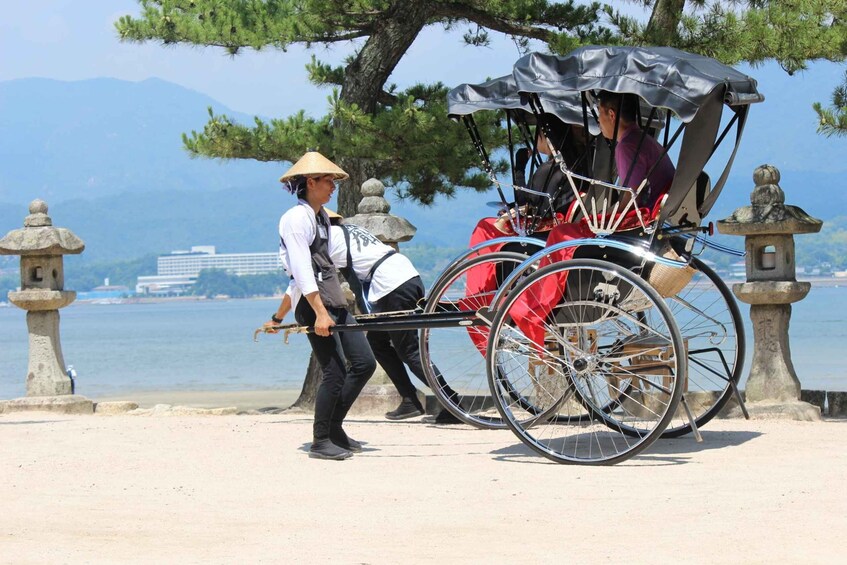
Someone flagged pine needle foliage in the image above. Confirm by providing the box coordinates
[118,1,847,213]
[814,70,847,137]
[117,1,614,213]
[609,1,845,73]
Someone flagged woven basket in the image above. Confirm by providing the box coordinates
[647,245,696,298]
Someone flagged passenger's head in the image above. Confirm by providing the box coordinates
[595,91,639,140]
[535,115,569,156]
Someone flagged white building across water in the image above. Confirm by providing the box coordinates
[136,246,282,295]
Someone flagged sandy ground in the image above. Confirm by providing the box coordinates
[1,412,845,564]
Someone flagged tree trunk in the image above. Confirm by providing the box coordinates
[337,156,373,217]
[289,352,322,411]
[291,1,432,406]
[645,0,685,45]
[334,0,432,217]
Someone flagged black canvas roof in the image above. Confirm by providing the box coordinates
[512,46,763,122]
[447,74,590,129]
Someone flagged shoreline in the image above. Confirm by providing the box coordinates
[96,388,301,410]
[60,277,847,306]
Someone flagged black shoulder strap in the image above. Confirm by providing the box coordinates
[365,249,396,284]
[337,225,370,313]
[339,224,354,275]
[359,249,396,312]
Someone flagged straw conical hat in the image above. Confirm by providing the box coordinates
[324,208,343,219]
[279,151,349,182]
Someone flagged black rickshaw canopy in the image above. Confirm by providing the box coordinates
[512,46,763,123]
[447,73,599,135]
[511,45,764,225]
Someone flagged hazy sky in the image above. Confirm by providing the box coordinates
[2,0,844,177]
[1,0,544,118]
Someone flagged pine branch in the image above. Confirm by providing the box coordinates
[814,70,847,137]
[435,3,556,42]
[116,0,376,52]
[178,82,508,204]
[433,0,613,47]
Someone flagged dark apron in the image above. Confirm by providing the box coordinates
[309,211,347,309]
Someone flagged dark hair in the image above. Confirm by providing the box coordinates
[284,175,309,199]
[538,114,569,151]
[596,91,638,123]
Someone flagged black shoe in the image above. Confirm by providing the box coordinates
[330,428,363,453]
[422,409,463,425]
[385,398,425,421]
[309,438,353,460]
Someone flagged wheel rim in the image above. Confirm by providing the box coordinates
[661,256,744,437]
[487,259,684,464]
[421,252,531,429]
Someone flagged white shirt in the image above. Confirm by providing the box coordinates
[329,224,418,302]
[282,221,418,305]
[278,200,328,309]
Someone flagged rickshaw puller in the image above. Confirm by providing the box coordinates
[276,151,376,460]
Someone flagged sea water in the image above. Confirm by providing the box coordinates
[0,299,313,399]
[0,287,845,400]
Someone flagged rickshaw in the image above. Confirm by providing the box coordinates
[419,73,609,429]
[259,46,762,465]
[425,47,757,445]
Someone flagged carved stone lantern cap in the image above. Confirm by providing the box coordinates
[717,165,822,236]
[0,199,85,256]
[346,178,417,243]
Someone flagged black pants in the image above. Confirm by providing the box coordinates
[367,276,443,404]
[296,300,376,440]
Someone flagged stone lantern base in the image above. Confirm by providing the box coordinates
[725,400,820,421]
[0,395,94,415]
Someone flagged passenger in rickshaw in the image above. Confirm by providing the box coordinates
[511,91,676,347]
[467,115,583,248]
[463,115,587,353]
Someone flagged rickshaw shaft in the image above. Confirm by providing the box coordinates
[319,310,484,334]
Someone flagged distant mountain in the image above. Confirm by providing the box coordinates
[0,77,280,204]
[0,183,491,263]
[1,166,836,265]
[0,75,843,266]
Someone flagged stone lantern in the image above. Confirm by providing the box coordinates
[717,165,823,420]
[345,179,421,415]
[0,200,91,413]
[345,178,417,248]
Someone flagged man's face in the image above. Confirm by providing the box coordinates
[597,102,616,140]
[308,174,336,205]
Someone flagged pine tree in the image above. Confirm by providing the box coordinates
[116,0,616,215]
[608,1,844,69]
[117,1,846,411]
[117,2,846,212]
[609,1,847,138]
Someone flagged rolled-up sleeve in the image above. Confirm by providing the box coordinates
[280,208,319,296]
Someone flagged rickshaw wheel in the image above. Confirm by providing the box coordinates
[486,259,685,465]
[659,256,745,437]
[420,251,531,429]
